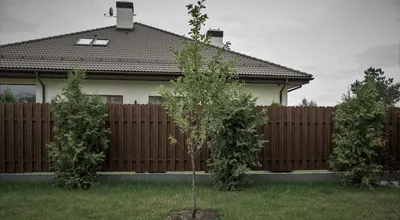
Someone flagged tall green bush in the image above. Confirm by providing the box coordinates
[208,88,267,191]
[329,80,387,189]
[47,70,110,189]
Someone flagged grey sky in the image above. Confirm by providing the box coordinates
[0,0,399,106]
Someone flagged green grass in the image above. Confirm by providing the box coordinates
[1,181,399,220]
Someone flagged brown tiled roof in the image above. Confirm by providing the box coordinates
[0,22,313,79]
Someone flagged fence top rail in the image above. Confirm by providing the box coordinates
[3,103,399,109]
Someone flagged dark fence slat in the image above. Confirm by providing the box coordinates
[0,104,5,172]
[34,104,41,172]
[26,104,33,172]
[160,105,167,172]
[127,104,133,171]
[17,103,24,172]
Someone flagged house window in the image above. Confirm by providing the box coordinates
[0,84,36,103]
[76,38,94,45]
[87,95,123,104]
[148,96,183,104]
[92,39,110,46]
[75,38,110,46]
[148,96,165,104]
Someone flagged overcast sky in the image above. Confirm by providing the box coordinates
[0,0,399,106]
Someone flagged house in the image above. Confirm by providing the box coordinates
[0,1,313,105]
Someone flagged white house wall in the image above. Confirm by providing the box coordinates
[1,78,289,106]
[244,83,287,106]
[38,79,170,104]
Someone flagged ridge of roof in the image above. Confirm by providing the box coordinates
[135,22,312,78]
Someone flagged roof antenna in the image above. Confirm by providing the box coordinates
[104,5,137,18]
[104,7,116,18]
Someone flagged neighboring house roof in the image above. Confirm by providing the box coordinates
[0,22,313,81]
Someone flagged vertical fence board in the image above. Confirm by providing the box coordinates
[268,107,275,171]
[310,107,315,169]
[26,104,33,172]
[34,104,42,172]
[0,104,5,172]
[327,107,331,167]
[160,105,167,172]
[16,103,24,172]
[292,107,296,170]
[118,105,124,171]
[43,104,50,172]
[302,107,308,170]
[127,105,133,171]
[273,107,279,172]
[287,107,292,171]
[136,105,143,172]
[132,105,137,171]
[108,105,115,171]
[319,107,324,169]
[8,104,15,172]
[153,105,159,172]
[144,105,150,172]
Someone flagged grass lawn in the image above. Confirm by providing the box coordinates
[1,181,399,220]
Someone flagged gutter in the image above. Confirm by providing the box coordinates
[279,79,288,105]
[35,72,45,103]
[288,85,302,93]
[0,68,314,81]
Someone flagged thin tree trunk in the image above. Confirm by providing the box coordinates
[191,154,197,219]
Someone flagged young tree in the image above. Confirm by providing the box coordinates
[158,0,237,218]
[298,98,317,107]
[0,88,18,103]
[351,67,400,106]
[47,70,110,189]
[329,79,388,189]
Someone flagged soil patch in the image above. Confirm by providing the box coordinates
[168,209,220,220]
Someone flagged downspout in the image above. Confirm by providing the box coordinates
[35,72,45,103]
[279,79,288,105]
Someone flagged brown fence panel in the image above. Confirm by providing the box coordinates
[259,106,337,172]
[0,103,399,173]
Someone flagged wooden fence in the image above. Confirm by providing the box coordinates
[0,103,399,173]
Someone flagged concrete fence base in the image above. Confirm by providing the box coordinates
[1,171,398,183]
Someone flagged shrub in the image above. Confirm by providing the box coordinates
[329,80,387,189]
[208,88,267,191]
[47,70,110,189]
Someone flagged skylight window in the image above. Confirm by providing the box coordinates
[76,38,93,45]
[93,39,110,46]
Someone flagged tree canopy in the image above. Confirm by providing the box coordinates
[351,67,400,106]
[298,98,317,107]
